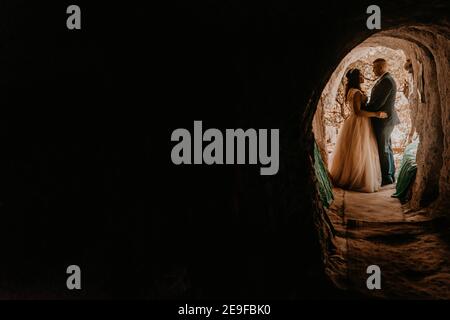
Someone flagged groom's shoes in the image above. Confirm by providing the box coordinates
[381,176,395,186]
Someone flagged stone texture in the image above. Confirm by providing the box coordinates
[344,185,404,222]
[326,187,450,299]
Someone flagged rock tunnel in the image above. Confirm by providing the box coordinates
[311,24,450,299]
[0,1,448,300]
[314,25,449,211]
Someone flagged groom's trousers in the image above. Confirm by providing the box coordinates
[374,123,396,184]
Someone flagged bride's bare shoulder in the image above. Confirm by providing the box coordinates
[349,88,362,100]
[348,88,362,95]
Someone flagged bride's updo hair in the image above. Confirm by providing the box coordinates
[345,68,361,98]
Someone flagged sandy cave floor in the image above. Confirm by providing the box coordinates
[326,185,450,299]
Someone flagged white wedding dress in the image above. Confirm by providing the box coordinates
[329,88,382,193]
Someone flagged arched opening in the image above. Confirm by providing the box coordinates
[311,25,450,298]
[317,46,413,171]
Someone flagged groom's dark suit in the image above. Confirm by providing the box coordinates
[365,72,399,185]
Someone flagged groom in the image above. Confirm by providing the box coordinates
[364,58,400,186]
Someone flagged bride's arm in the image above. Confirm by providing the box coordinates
[354,92,387,118]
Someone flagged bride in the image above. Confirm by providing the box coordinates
[330,68,387,193]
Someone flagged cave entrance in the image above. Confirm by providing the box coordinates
[313,25,448,214]
[313,43,416,221]
[312,25,450,298]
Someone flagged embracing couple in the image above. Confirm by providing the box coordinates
[330,58,400,193]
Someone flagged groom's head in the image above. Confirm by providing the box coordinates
[373,58,388,77]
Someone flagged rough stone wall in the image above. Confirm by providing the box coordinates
[434,30,450,212]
